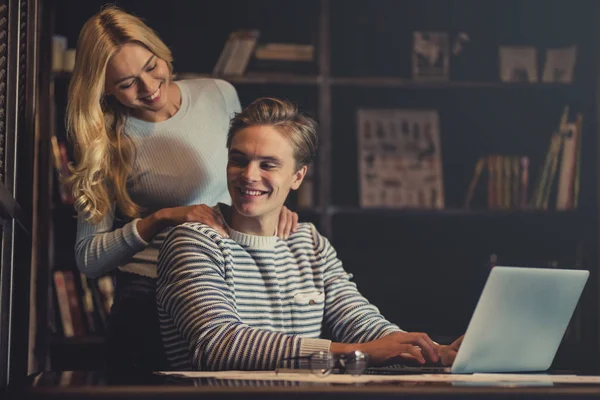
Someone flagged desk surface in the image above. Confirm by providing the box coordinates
[10,370,600,400]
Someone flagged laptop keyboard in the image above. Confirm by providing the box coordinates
[365,363,451,375]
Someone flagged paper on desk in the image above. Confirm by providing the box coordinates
[157,370,600,384]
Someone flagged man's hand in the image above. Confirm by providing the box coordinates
[437,335,464,366]
[352,332,440,366]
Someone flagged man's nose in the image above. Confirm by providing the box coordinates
[242,163,260,182]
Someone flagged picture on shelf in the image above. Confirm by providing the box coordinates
[542,46,577,83]
[412,31,450,81]
[357,109,445,209]
[498,46,538,83]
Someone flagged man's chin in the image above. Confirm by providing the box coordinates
[233,203,261,217]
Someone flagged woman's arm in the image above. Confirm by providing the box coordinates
[75,204,148,278]
[76,204,231,278]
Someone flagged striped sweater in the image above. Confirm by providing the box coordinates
[156,219,402,370]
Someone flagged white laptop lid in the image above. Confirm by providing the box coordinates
[451,266,589,374]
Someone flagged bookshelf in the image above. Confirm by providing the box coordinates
[40,0,600,372]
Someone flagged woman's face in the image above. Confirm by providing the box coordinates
[104,42,171,119]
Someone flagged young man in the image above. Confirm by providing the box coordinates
[156,97,460,370]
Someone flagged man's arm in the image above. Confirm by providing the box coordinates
[157,225,331,370]
[313,224,402,343]
[313,225,441,365]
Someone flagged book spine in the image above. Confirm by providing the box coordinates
[63,270,86,337]
[53,271,74,338]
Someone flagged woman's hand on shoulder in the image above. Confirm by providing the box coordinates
[159,205,229,238]
[277,206,299,239]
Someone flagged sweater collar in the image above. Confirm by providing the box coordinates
[216,203,278,250]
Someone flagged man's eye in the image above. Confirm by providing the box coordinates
[261,163,277,170]
[229,158,246,166]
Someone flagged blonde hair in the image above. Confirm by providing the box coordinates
[227,98,318,170]
[67,6,174,223]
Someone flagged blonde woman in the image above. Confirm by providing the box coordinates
[67,6,298,370]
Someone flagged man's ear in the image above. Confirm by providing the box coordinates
[291,165,308,190]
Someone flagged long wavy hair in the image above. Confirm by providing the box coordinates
[66,6,173,223]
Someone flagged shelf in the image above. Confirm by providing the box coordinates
[54,69,575,89]
[294,206,585,218]
[330,77,575,89]
[175,72,322,85]
[51,336,105,346]
[52,70,323,85]
[326,206,584,217]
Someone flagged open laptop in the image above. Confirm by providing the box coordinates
[367,266,589,375]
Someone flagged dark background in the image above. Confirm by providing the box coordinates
[46,0,599,370]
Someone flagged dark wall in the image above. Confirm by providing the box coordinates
[52,0,319,74]
[48,1,599,361]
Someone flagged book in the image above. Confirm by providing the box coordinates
[464,157,485,208]
[53,271,74,338]
[465,155,529,210]
[556,122,579,210]
[527,107,583,210]
[53,270,85,338]
[79,272,97,334]
[213,30,260,76]
[572,114,583,208]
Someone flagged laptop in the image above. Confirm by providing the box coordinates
[367,266,589,375]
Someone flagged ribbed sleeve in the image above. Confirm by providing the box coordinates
[75,206,148,278]
[74,78,238,278]
[313,224,404,343]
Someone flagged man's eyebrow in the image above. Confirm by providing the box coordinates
[229,149,282,163]
[114,55,156,85]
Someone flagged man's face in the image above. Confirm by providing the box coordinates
[227,125,306,221]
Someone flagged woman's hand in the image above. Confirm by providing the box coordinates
[331,331,440,366]
[277,206,299,239]
[137,204,229,242]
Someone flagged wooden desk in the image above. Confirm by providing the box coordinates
[9,371,600,400]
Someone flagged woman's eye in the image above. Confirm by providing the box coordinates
[147,63,157,71]
[119,80,135,90]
